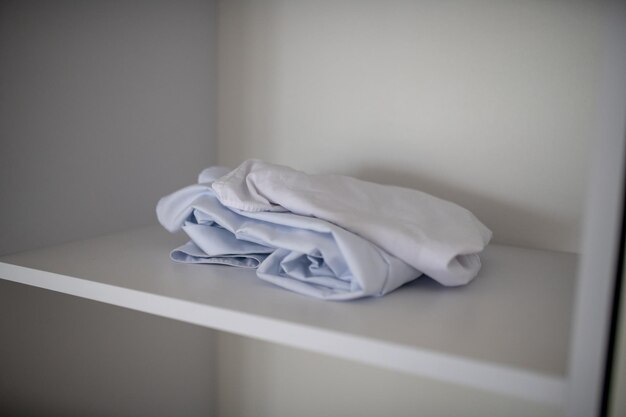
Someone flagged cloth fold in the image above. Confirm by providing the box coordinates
[212,159,492,286]
[156,160,492,300]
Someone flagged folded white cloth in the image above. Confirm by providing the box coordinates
[157,166,417,300]
[157,160,491,300]
[212,160,492,286]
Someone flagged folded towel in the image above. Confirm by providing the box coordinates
[157,160,491,299]
[157,167,418,300]
[212,160,492,286]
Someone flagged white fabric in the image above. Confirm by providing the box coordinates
[212,159,492,286]
[156,166,418,300]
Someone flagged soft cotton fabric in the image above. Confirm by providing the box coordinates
[157,167,418,300]
[212,160,492,286]
[157,160,491,300]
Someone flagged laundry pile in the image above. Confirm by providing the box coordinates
[156,160,492,300]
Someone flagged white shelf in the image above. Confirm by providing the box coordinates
[0,225,576,406]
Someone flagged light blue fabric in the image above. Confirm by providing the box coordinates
[157,172,420,300]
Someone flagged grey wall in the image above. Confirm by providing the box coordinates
[0,280,217,417]
[0,1,217,415]
[0,0,216,255]
[216,332,560,417]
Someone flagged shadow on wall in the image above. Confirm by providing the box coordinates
[353,164,575,253]
[0,0,216,255]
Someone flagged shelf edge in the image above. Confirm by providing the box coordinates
[0,261,565,406]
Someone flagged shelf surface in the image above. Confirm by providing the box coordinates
[0,225,576,406]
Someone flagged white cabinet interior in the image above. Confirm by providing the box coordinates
[1,1,624,416]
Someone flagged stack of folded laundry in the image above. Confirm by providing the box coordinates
[156,159,492,300]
